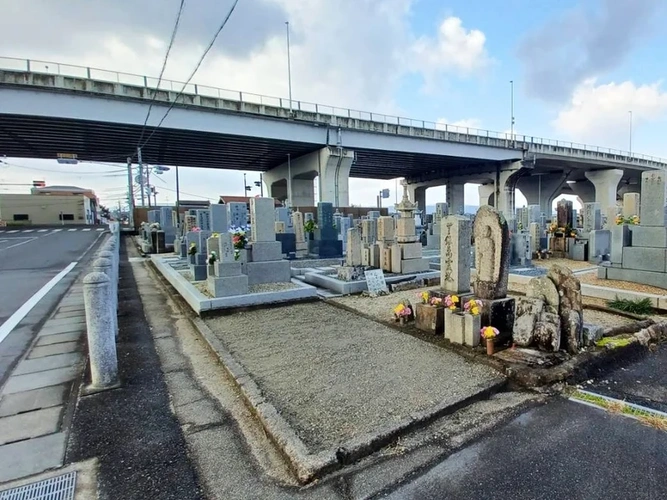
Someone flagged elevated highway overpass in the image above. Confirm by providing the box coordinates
[0,56,665,219]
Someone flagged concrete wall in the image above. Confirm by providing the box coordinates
[0,194,87,225]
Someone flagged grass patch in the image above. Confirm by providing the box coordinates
[595,335,634,349]
[571,390,667,432]
[607,296,653,316]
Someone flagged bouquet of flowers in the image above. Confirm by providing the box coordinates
[393,303,412,319]
[443,295,459,310]
[429,296,443,307]
[419,291,430,304]
[480,326,499,340]
[229,225,249,250]
[207,251,217,265]
[464,299,482,315]
[188,242,197,256]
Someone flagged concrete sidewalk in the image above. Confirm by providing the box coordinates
[0,284,86,483]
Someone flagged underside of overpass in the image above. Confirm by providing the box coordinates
[0,113,652,213]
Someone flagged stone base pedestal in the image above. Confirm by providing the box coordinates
[207,275,249,297]
[444,310,481,347]
[249,241,283,262]
[246,260,291,285]
[214,261,243,277]
[189,264,207,281]
[480,297,515,340]
[179,242,187,258]
[415,303,444,335]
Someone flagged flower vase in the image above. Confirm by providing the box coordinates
[399,316,407,326]
[486,338,495,355]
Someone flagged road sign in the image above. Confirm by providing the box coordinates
[380,188,390,199]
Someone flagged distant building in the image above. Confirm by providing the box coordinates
[0,185,99,225]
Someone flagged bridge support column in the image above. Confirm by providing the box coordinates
[406,185,428,213]
[446,182,465,215]
[516,172,570,218]
[585,169,623,228]
[496,162,530,228]
[479,184,494,206]
[263,147,354,207]
[566,179,596,204]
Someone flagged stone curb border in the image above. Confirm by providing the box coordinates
[150,255,319,314]
[190,316,506,485]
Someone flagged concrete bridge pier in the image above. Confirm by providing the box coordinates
[263,147,354,207]
[566,179,596,204]
[585,169,624,228]
[495,162,530,225]
[478,184,494,206]
[446,181,465,215]
[516,172,570,218]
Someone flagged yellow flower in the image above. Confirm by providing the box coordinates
[393,304,405,315]
[449,305,456,310]
[420,291,429,304]
[452,295,459,303]
[471,306,479,315]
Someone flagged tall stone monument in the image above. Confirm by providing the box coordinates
[440,216,471,294]
[602,170,667,288]
[292,210,308,257]
[245,197,291,284]
[391,181,429,274]
[622,192,640,218]
[310,202,343,258]
[473,205,515,336]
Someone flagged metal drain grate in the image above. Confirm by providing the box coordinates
[0,471,76,500]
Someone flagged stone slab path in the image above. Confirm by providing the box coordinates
[0,285,86,483]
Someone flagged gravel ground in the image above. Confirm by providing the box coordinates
[204,302,503,453]
[577,270,667,295]
[533,258,597,271]
[289,258,343,269]
[509,267,547,277]
[332,287,441,322]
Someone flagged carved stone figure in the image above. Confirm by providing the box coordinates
[473,206,510,300]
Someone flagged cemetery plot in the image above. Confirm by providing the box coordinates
[203,302,504,459]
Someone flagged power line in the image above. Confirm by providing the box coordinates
[1,160,126,175]
[140,0,241,150]
[137,0,187,148]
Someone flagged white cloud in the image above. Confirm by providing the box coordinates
[552,78,667,150]
[412,16,490,90]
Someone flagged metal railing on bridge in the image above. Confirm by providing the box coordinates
[1,56,665,169]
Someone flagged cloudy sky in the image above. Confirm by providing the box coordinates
[1,0,666,210]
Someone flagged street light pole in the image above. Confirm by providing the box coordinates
[286,153,292,208]
[510,80,515,144]
[285,21,293,114]
[628,110,633,156]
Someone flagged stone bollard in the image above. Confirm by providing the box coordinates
[83,272,119,389]
[98,250,118,313]
[93,257,117,337]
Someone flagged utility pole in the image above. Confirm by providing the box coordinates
[126,156,135,229]
[137,147,145,207]
[260,173,264,197]
[628,110,633,156]
[510,80,515,145]
[286,21,293,114]
[147,166,152,208]
[286,153,292,208]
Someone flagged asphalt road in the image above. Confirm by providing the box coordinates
[0,227,104,385]
[387,355,667,500]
